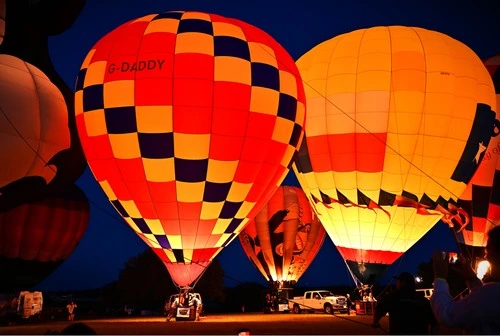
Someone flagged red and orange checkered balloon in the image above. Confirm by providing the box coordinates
[74,11,305,287]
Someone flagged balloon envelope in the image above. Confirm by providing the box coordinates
[75,11,305,287]
[453,54,500,258]
[239,185,326,286]
[0,184,90,292]
[293,26,497,284]
[0,54,70,189]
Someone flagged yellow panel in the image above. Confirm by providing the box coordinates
[248,42,277,67]
[235,200,255,218]
[81,49,96,69]
[75,91,84,115]
[84,109,107,136]
[356,71,391,92]
[272,118,294,143]
[144,17,179,35]
[120,200,141,218]
[108,133,141,159]
[168,235,182,249]
[143,158,174,182]
[84,61,107,87]
[163,248,176,262]
[306,116,327,137]
[226,181,252,202]
[176,181,205,202]
[212,21,245,39]
[215,233,232,247]
[174,133,210,159]
[212,218,231,234]
[214,56,251,85]
[357,53,391,73]
[182,236,195,250]
[250,87,279,115]
[143,234,161,248]
[183,249,193,263]
[296,102,305,124]
[175,33,214,55]
[279,71,297,97]
[327,57,358,76]
[145,218,164,235]
[104,80,135,108]
[182,12,211,21]
[206,159,238,183]
[325,74,356,94]
[99,180,117,199]
[200,201,224,220]
[136,106,173,133]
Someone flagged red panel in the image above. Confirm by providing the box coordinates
[213,82,251,110]
[197,219,217,235]
[134,53,174,80]
[161,219,181,236]
[192,247,219,262]
[246,113,276,139]
[126,181,151,203]
[488,203,500,220]
[89,134,114,160]
[173,78,213,107]
[265,141,287,165]
[241,137,269,162]
[148,181,177,203]
[209,134,244,161]
[172,106,212,134]
[90,158,120,182]
[234,160,260,183]
[136,202,158,219]
[336,246,403,265]
[179,219,200,236]
[472,217,487,235]
[246,180,267,203]
[116,158,146,182]
[108,177,132,201]
[354,133,387,173]
[140,32,176,54]
[156,202,179,220]
[174,53,214,80]
[177,202,202,220]
[212,107,249,136]
[135,77,173,106]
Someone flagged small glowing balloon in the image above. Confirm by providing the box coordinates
[476,260,491,280]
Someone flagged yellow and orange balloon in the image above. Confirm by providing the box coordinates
[75,11,305,287]
[239,186,326,286]
[292,26,497,284]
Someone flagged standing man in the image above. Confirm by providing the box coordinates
[373,272,438,334]
[66,301,77,321]
[345,294,353,315]
[165,296,179,322]
[431,226,500,334]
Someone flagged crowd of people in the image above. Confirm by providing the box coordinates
[373,225,500,334]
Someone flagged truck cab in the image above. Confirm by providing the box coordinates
[289,290,348,314]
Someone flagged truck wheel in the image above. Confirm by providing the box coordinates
[324,304,333,315]
[293,304,301,314]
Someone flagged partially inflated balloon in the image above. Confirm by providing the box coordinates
[0,54,70,188]
[75,11,305,287]
[0,184,89,292]
[239,186,326,286]
[453,54,500,258]
[293,26,497,284]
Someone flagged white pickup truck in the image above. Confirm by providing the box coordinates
[288,290,348,314]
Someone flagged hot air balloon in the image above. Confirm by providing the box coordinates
[0,54,70,190]
[239,185,326,288]
[292,26,497,285]
[452,54,500,261]
[74,11,305,288]
[0,184,90,292]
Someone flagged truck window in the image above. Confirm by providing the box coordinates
[305,293,311,299]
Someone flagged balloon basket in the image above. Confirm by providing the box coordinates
[175,306,196,321]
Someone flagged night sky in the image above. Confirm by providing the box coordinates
[34,0,500,291]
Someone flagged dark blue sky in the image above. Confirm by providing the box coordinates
[35,0,500,291]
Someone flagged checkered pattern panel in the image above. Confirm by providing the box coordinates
[291,26,497,268]
[74,11,305,287]
[455,54,500,248]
